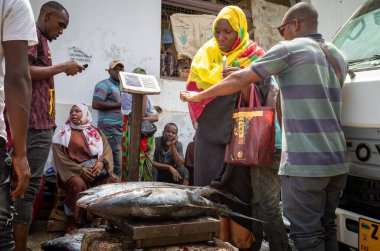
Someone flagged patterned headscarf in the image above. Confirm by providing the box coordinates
[133,67,146,74]
[52,103,103,157]
[186,6,264,123]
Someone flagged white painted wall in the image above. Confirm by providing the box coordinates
[151,78,195,149]
[30,0,195,152]
[30,0,162,106]
[309,0,367,41]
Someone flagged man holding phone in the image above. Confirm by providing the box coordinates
[12,2,85,250]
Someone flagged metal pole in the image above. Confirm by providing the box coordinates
[128,93,143,181]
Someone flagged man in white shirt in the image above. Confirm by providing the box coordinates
[0,0,37,250]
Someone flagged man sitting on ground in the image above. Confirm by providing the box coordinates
[153,123,189,185]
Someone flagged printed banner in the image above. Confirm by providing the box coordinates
[170,13,216,59]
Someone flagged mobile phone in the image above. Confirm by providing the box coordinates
[83,64,88,68]
[222,56,227,70]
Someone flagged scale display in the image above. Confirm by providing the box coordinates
[119,72,161,95]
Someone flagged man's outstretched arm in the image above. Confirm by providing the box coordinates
[3,40,32,201]
[181,67,260,103]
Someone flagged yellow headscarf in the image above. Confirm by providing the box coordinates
[186,6,264,123]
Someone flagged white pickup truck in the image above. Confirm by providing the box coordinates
[332,0,380,250]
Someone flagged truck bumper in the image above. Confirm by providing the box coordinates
[336,207,379,249]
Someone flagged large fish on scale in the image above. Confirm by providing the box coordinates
[77,182,263,222]
[77,182,192,207]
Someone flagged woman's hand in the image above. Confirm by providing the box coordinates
[222,66,240,78]
[169,166,181,182]
[81,167,94,182]
[180,91,203,103]
[91,160,105,177]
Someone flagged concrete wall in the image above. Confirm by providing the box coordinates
[30,0,195,155]
[151,78,195,149]
[30,0,162,106]
[30,1,197,169]
[251,0,289,50]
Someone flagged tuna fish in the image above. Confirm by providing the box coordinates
[77,183,263,222]
[77,182,190,208]
[77,182,247,209]
[40,228,103,251]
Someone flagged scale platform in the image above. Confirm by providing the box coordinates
[111,217,220,248]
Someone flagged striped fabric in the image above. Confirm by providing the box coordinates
[250,34,349,177]
[93,78,123,136]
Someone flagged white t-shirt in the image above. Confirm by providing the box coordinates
[0,0,37,141]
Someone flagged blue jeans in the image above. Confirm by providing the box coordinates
[13,129,53,224]
[105,134,122,179]
[0,137,15,250]
[281,174,347,251]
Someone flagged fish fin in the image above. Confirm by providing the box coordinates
[198,186,250,206]
[230,211,266,223]
[218,190,250,206]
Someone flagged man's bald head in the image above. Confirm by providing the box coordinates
[283,2,318,34]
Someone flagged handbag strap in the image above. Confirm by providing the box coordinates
[319,43,344,87]
[276,91,282,129]
[1,0,4,40]
[237,84,261,108]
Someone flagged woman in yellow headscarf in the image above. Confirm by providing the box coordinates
[186,6,265,249]
[185,6,290,251]
[187,6,264,186]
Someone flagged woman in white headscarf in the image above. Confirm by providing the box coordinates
[52,103,115,231]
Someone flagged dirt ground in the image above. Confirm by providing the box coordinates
[27,220,62,251]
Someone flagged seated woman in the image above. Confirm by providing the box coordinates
[52,103,116,231]
[121,67,159,181]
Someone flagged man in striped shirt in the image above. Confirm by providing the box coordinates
[92,60,124,179]
[181,2,348,250]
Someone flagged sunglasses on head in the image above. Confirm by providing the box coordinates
[277,18,304,37]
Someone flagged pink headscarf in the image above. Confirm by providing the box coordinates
[52,103,103,157]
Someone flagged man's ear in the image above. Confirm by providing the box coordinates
[44,11,53,22]
[294,19,301,32]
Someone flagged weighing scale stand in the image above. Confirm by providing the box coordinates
[128,93,143,181]
[118,71,161,181]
